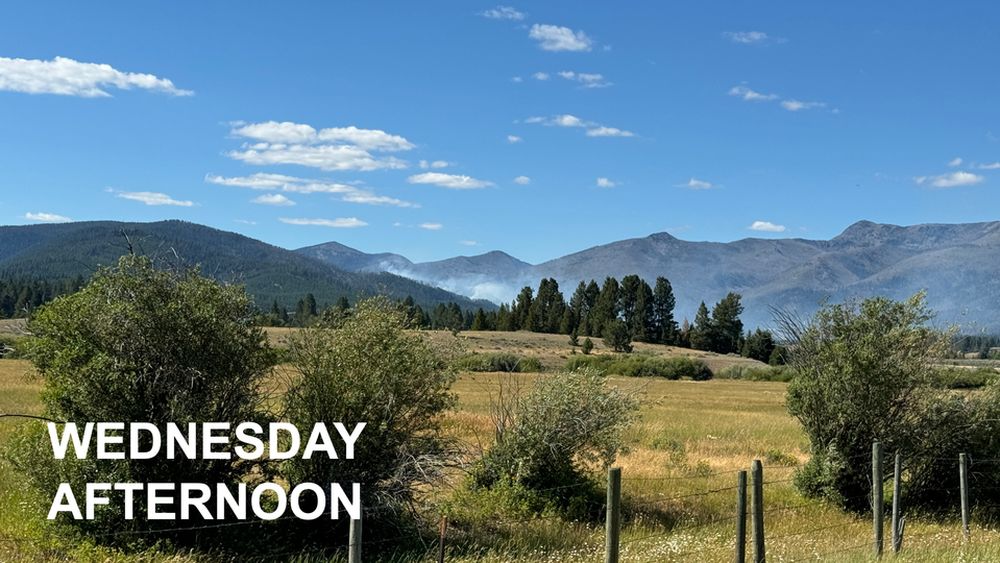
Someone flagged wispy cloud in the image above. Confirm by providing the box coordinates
[526,114,635,138]
[728,85,778,102]
[978,162,1000,170]
[532,71,550,81]
[226,121,412,172]
[948,157,963,167]
[514,175,531,185]
[206,173,418,207]
[459,240,479,246]
[529,24,593,52]
[114,190,194,207]
[280,217,367,228]
[419,222,443,231]
[481,5,524,20]
[418,159,450,169]
[0,56,192,97]
[675,178,715,190]
[407,172,494,189]
[723,31,775,45]
[914,171,984,188]
[781,99,826,112]
[749,220,786,233]
[507,135,523,144]
[730,84,830,112]
[24,212,71,223]
[252,193,295,206]
[596,177,617,188]
[557,70,611,88]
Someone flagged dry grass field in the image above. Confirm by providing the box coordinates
[1,331,999,561]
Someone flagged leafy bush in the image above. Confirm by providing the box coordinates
[717,364,797,382]
[284,297,456,527]
[779,293,962,511]
[565,354,712,380]
[581,337,594,354]
[0,334,26,358]
[470,370,640,514]
[7,256,273,542]
[930,367,998,389]
[454,352,543,373]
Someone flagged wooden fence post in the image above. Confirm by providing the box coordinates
[605,466,622,563]
[348,511,362,563]
[891,452,903,553]
[960,453,970,541]
[437,515,448,563]
[872,441,883,558]
[736,470,748,563]
[751,460,765,563]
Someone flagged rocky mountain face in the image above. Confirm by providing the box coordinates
[298,221,1000,330]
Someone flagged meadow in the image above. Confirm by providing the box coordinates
[1,330,998,562]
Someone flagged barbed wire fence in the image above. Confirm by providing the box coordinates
[1,441,996,562]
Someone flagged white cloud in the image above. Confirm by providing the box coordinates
[586,126,634,137]
[507,134,523,143]
[556,70,611,88]
[527,114,635,138]
[0,56,192,97]
[24,212,71,223]
[723,31,771,44]
[749,220,786,233]
[596,177,617,188]
[533,71,550,81]
[407,172,493,189]
[341,191,417,207]
[115,190,194,207]
[226,121,412,172]
[206,173,417,207]
[419,159,449,169]
[234,219,257,225]
[481,5,524,20]
[914,171,984,188]
[514,175,531,185]
[252,193,295,206]
[280,217,367,228]
[419,222,444,231]
[979,162,1000,170]
[511,75,523,83]
[460,240,479,246]
[948,157,963,167]
[529,24,593,52]
[676,178,715,190]
[781,99,826,112]
[728,85,778,102]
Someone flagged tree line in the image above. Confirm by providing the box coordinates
[264,275,784,363]
[0,277,85,319]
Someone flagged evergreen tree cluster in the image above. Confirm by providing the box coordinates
[0,277,85,318]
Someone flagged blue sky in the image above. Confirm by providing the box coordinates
[1,1,999,263]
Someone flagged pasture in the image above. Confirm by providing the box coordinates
[1,330,999,561]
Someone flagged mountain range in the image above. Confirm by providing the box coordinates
[297,220,1000,331]
[0,221,493,311]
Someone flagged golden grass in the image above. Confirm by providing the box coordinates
[2,327,999,561]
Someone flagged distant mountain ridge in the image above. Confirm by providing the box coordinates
[0,220,493,311]
[297,220,1000,331]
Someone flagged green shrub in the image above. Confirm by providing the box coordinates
[7,256,273,543]
[930,367,998,389]
[470,370,639,515]
[565,354,712,380]
[717,364,797,382]
[453,352,543,372]
[284,297,456,526]
[581,337,594,354]
[0,334,26,358]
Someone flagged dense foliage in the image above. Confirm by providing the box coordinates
[8,256,274,541]
[283,297,457,524]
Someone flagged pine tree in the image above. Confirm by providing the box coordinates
[689,302,713,351]
[710,292,744,354]
[651,277,678,344]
